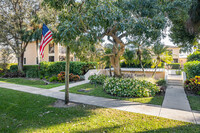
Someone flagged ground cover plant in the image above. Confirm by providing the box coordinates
[1,88,200,133]
[0,78,64,89]
[63,83,164,105]
[104,77,160,97]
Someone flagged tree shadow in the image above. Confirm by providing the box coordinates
[0,88,97,133]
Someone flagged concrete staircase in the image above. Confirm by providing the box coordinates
[167,79,183,86]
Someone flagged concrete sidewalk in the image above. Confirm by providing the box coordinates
[0,82,199,124]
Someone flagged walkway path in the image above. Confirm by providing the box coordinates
[162,74,191,111]
[0,82,199,124]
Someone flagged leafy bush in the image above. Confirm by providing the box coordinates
[88,74,107,85]
[57,72,81,82]
[45,76,49,81]
[184,76,200,95]
[104,77,159,97]
[72,75,80,82]
[39,61,96,77]
[167,63,181,69]
[175,70,181,75]
[10,65,39,78]
[0,68,4,77]
[184,61,200,79]
[49,76,58,82]
[0,63,17,71]
[3,72,26,78]
[156,79,166,86]
[187,51,200,62]
[57,72,65,83]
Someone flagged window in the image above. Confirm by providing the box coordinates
[36,57,38,64]
[173,59,178,63]
[49,43,55,54]
[59,56,65,61]
[59,46,66,54]
[24,58,26,64]
[168,49,173,55]
[49,56,54,62]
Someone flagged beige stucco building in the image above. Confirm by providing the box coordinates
[166,45,187,67]
[23,42,78,65]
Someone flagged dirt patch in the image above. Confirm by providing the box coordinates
[51,100,79,108]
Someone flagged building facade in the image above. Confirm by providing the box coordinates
[166,46,187,68]
[23,42,78,65]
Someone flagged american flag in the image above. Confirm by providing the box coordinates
[40,24,53,58]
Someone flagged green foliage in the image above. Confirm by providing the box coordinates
[49,76,58,82]
[45,76,49,81]
[184,76,200,95]
[184,61,200,78]
[104,77,159,98]
[10,65,39,78]
[88,74,107,85]
[167,63,181,69]
[10,61,96,78]
[176,70,182,75]
[156,79,166,86]
[0,68,4,77]
[187,51,200,62]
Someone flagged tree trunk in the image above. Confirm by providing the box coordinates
[65,46,70,104]
[152,61,160,78]
[137,48,146,77]
[110,55,121,77]
[18,53,24,72]
[109,65,112,77]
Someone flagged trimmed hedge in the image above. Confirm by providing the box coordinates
[187,51,200,62]
[104,77,159,97]
[10,65,39,78]
[0,63,17,71]
[184,61,200,79]
[167,63,181,69]
[10,61,97,78]
[120,61,164,68]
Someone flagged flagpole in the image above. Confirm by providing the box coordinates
[38,24,43,73]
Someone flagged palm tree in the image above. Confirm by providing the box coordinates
[151,43,173,77]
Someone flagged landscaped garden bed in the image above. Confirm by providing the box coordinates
[1,87,199,133]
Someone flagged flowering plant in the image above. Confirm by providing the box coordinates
[184,76,200,95]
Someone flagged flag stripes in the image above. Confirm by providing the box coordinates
[40,24,53,58]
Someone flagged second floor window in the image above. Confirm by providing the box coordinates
[49,43,54,54]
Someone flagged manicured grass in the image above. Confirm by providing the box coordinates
[187,95,200,111]
[0,78,64,89]
[0,88,199,133]
[62,83,164,105]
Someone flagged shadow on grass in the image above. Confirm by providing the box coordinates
[0,88,96,133]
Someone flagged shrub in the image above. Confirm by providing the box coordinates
[45,76,49,81]
[104,77,159,97]
[88,74,107,85]
[3,72,26,78]
[156,79,166,86]
[0,68,4,77]
[72,75,80,82]
[57,72,65,83]
[184,76,200,95]
[10,65,39,78]
[167,63,181,69]
[184,61,200,79]
[187,51,200,62]
[49,76,58,82]
[175,70,181,75]
[40,76,43,79]
[39,61,97,77]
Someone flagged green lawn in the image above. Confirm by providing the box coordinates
[0,78,64,89]
[62,83,164,105]
[187,95,200,111]
[0,88,199,133]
